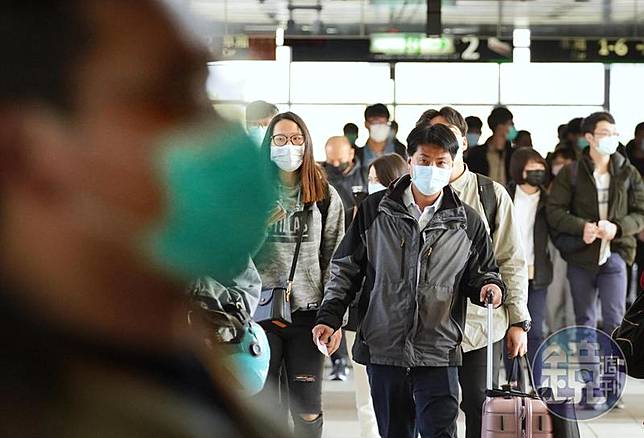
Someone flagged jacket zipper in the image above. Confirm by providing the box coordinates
[400,238,406,280]
[423,246,433,283]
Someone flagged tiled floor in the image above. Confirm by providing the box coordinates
[322,374,644,437]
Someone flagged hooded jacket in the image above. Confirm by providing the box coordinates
[316,175,505,367]
[547,150,644,272]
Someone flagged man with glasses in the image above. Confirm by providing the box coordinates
[548,112,644,340]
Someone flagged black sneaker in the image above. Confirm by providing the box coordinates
[329,358,349,381]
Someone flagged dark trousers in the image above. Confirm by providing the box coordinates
[458,341,503,438]
[367,365,459,438]
[257,311,324,438]
[567,253,627,336]
[503,282,547,386]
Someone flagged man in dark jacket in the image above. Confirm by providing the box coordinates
[547,112,644,337]
[322,135,368,229]
[313,124,505,438]
[357,104,408,170]
[466,106,516,185]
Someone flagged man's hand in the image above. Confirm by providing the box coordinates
[312,324,342,356]
[506,326,528,358]
[583,222,599,244]
[597,220,618,241]
[480,284,502,308]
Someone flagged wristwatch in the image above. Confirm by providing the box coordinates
[511,320,532,333]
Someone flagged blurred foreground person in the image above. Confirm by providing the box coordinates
[0,1,288,437]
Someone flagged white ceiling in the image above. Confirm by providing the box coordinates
[189,0,643,28]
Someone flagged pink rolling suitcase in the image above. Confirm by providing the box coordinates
[480,293,554,438]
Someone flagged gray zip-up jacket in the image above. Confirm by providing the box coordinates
[255,184,345,312]
[316,176,505,367]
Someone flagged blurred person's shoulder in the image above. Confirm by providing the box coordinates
[0,293,288,438]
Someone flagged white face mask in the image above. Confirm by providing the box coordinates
[369,124,391,143]
[270,145,304,172]
[368,182,387,194]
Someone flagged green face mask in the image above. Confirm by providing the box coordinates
[577,137,590,149]
[506,126,518,142]
[143,121,276,281]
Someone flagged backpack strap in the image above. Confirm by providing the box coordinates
[476,173,498,238]
[316,185,331,233]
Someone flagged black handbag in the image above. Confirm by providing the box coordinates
[254,208,309,328]
[537,387,581,438]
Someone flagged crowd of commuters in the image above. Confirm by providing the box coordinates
[1,2,643,438]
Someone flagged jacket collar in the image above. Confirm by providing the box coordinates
[580,148,627,177]
[379,175,466,225]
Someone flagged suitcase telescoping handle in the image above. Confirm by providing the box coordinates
[486,289,494,392]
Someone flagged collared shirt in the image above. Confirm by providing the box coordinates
[402,183,444,232]
[402,183,444,287]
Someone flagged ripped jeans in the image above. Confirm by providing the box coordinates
[259,310,324,438]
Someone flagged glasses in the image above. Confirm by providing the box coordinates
[593,130,619,138]
[272,134,305,146]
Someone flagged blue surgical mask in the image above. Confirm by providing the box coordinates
[596,135,620,156]
[577,137,589,149]
[247,126,267,147]
[466,133,480,147]
[412,165,452,196]
[368,182,387,194]
[271,145,305,172]
[144,122,276,280]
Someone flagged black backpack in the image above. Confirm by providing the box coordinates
[612,293,644,378]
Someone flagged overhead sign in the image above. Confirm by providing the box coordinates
[209,34,276,61]
[287,36,644,63]
[370,33,455,56]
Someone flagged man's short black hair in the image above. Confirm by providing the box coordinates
[465,116,483,132]
[566,117,584,135]
[406,124,459,158]
[634,122,644,136]
[416,106,468,137]
[245,100,278,124]
[343,123,359,136]
[364,104,390,121]
[581,112,616,134]
[0,0,91,111]
[487,106,514,131]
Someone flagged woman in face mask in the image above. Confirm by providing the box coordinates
[506,147,553,384]
[255,112,345,438]
[368,153,409,194]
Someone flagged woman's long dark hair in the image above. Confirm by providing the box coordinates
[261,112,328,204]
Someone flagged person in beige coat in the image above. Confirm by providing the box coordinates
[418,107,530,438]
